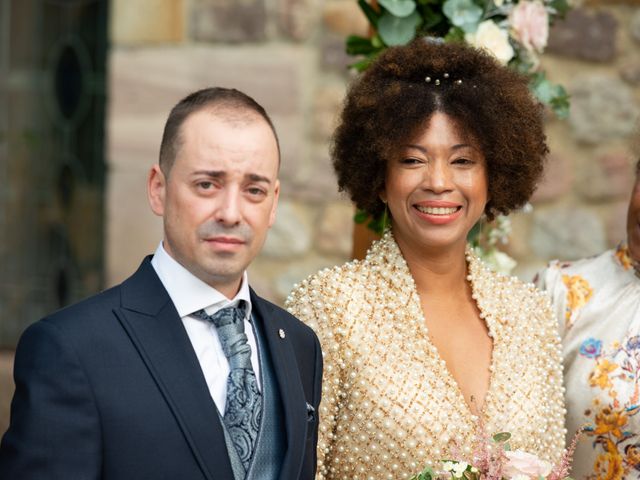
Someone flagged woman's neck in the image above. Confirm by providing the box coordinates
[395,236,469,295]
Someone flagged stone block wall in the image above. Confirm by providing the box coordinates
[107,0,640,304]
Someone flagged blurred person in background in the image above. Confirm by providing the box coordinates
[536,151,640,478]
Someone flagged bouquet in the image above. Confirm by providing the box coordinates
[410,431,580,480]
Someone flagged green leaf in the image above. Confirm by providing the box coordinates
[550,92,570,119]
[378,10,422,46]
[442,0,482,28]
[354,209,369,224]
[378,0,417,17]
[492,431,511,443]
[358,0,382,28]
[346,35,377,55]
[348,52,381,72]
[410,466,436,480]
[420,7,445,32]
[549,0,571,17]
[529,72,571,119]
[444,26,465,42]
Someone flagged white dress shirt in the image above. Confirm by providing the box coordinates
[151,242,261,415]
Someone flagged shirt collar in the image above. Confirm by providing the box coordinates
[150,242,252,320]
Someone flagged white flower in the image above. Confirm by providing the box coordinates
[494,0,505,5]
[465,20,515,64]
[452,462,469,478]
[442,461,456,471]
[482,249,517,274]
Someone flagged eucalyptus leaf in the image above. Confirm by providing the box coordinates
[378,0,417,17]
[378,10,422,46]
[492,431,511,443]
[442,0,482,28]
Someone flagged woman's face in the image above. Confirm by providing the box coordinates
[627,169,640,262]
[382,112,488,255]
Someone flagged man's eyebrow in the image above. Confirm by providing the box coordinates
[246,173,271,184]
[192,170,271,184]
[193,170,225,178]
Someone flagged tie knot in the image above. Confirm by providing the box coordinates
[192,302,251,366]
[192,301,247,329]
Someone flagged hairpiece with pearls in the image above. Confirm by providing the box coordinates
[424,73,462,86]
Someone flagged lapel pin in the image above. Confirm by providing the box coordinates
[278,328,286,339]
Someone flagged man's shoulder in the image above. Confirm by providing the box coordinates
[251,290,319,341]
[41,283,123,330]
[40,257,157,330]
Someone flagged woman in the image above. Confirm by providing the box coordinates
[535,156,640,478]
[286,39,565,478]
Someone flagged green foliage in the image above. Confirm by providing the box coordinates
[530,71,570,119]
[378,10,423,45]
[409,466,436,480]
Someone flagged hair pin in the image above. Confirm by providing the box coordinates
[424,74,463,86]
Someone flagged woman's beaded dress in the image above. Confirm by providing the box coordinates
[286,231,566,479]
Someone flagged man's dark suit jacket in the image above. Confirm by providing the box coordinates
[0,257,323,480]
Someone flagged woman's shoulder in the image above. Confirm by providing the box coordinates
[287,258,367,302]
[471,254,556,332]
[285,257,371,329]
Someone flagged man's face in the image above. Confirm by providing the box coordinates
[148,109,280,298]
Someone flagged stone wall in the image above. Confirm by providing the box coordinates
[108,0,640,305]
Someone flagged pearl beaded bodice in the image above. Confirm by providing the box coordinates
[286,231,566,479]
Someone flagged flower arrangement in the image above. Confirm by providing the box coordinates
[346,1,572,270]
[346,0,571,118]
[409,431,580,480]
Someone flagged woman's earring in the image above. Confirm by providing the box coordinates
[382,201,390,232]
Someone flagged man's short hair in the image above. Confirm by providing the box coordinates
[159,87,280,174]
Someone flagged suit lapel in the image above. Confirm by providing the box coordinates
[250,290,308,480]
[115,258,235,480]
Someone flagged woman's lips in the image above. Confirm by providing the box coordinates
[413,202,463,224]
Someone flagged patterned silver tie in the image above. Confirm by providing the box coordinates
[193,303,262,472]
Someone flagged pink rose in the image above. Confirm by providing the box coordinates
[503,450,553,478]
[509,1,549,52]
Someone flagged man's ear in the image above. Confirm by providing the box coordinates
[268,179,280,228]
[147,164,166,217]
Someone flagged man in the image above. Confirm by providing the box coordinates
[0,87,323,480]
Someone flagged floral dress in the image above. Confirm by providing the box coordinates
[536,245,640,480]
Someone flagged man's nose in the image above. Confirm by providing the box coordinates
[214,188,242,225]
